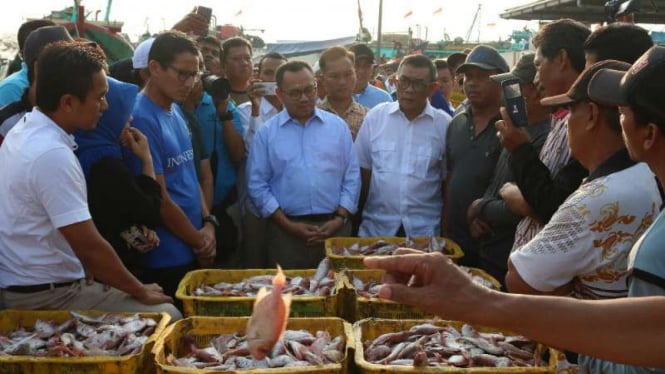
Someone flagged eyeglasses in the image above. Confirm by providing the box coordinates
[167,65,201,82]
[283,84,317,100]
[397,76,431,91]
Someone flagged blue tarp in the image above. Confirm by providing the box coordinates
[265,36,357,57]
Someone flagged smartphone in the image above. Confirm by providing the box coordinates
[253,82,278,96]
[194,5,213,24]
[501,78,528,128]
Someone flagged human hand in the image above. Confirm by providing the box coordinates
[287,222,320,243]
[194,224,217,260]
[469,217,492,239]
[121,127,151,163]
[214,97,231,120]
[133,283,173,305]
[466,198,483,223]
[247,78,266,108]
[499,183,533,217]
[496,107,531,152]
[307,218,344,246]
[363,252,491,320]
[171,12,209,36]
[138,225,160,251]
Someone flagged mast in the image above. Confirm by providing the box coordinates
[376,0,383,62]
[104,0,113,22]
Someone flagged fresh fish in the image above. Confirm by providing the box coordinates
[246,265,292,360]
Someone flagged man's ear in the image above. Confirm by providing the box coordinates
[587,101,601,131]
[643,123,660,152]
[59,94,76,113]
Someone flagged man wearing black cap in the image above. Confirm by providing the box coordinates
[349,44,392,109]
[0,26,74,146]
[581,46,665,374]
[445,45,508,267]
[465,53,551,285]
[506,60,661,310]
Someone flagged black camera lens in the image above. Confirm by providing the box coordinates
[202,74,231,100]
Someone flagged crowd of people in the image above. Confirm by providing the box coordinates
[0,10,664,372]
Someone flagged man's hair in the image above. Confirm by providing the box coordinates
[196,35,222,55]
[631,64,665,132]
[148,31,198,68]
[258,52,287,74]
[532,19,590,73]
[584,23,653,64]
[318,46,355,72]
[398,54,436,82]
[17,19,56,53]
[36,41,106,112]
[434,59,453,76]
[222,37,252,60]
[276,60,313,88]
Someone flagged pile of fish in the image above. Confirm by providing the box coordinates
[363,322,541,368]
[167,329,346,370]
[334,237,451,256]
[0,312,157,357]
[351,267,499,298]
[193,258,337,297]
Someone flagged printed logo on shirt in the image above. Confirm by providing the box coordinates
[167,149,194,169]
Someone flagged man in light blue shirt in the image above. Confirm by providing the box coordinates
[349,44,393,109]
[0,19,56,107]
[247,61,360,269]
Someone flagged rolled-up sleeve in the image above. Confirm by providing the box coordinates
[247,126,279,218]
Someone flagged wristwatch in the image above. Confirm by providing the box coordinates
[333,212,349,225]
[218,111,234,122]
[202,214,220,228]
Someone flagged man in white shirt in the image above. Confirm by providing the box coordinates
[0,42,180,319]
[236,52,287,268]
[355,54,451,237]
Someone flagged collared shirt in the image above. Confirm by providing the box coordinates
[446,108,502,257]
[0,63,28,108]
[510,152,661,300]
[512,111,574,250]
[317,97,369,139]
[0,109,88,286]
[195,92,245,205]
[247,108,360,218]
[353,83,393,109]
[355,101,450,237]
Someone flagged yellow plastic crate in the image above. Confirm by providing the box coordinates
[340,268,501,322]
[176,269,343,318]
[353,318,558,373]
[325,237,464,270]
[154,316,353,373]
[0,309,170,374]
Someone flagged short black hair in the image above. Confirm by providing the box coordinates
[36,42,106,112]
[318,46,354,71]
[631,64,665,132]
[258,52,287,74]
[17,19,56,53]
[584,23,653,64]
[222,37,252,61]
[196,35,222,55]
[276,60,313,88]
[149,31,199,68]
[398,54,436,82]
[532,19,590,73]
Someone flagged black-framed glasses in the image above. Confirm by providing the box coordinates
[284,84,317,100]
[397,76,431,91]
[167,65,201,82]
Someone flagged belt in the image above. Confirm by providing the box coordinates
[288,213,334,221]
[5,280,80,294]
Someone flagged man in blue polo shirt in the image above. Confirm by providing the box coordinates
[349,44,392,109]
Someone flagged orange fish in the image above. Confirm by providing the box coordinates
[246,265,292,360]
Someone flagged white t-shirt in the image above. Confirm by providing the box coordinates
[510,163,661,299]
[355,101,450,237]
[0,109,90,287]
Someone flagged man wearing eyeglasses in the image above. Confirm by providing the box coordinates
[444,45,508,268]
[127,31,216,304]
[354,55,450,238]
[247,61,360,269]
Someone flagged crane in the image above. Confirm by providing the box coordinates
[465,4,482,44]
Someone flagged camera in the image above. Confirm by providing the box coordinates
[501,78,529,128]
[202,73,231,100]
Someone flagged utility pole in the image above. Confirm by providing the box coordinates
[376,0,383,63]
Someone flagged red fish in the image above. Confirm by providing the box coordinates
[246,265,292,360]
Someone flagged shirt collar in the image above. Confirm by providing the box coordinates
[319,97,362,116]
[553,108,569,120]
[388,101,436,120]
[586,148,636,183]
[32,108,79,150]
[277,107,324,127]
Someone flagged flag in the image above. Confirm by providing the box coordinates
[433,7,443,15]
[404,10,413,18]
[235,10,243,16]
[357,0,364,24]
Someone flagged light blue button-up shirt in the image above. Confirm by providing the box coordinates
[247,107,360,218]
[352,83,393,109]
[0,63,28,108]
